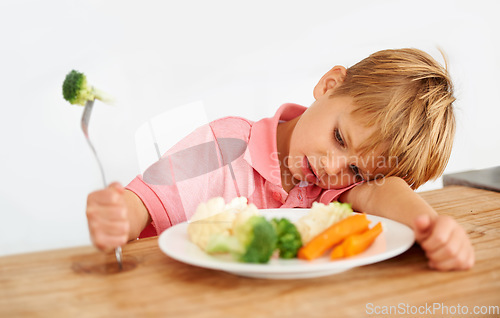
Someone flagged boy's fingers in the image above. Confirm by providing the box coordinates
[421,215,475,271]
[89,187,125,206]
[88,218,129,251]
[433,228,474,270]
[108,182,125,194]
[419,216,454,254]
[464,245,475,269]
[425,226,463,264]
[88,214,129,234]
[428,239,472,271]
[86,182,130,252]
[92,232,128,252]
[413,214,432,242]
[414,214,431,231]
[87,204,127,222]
[429,258,456,271]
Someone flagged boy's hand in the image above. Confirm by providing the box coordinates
[414,215,474,271]
[86,182,130,252]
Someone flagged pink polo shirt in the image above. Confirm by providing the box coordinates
[126,103,357,237]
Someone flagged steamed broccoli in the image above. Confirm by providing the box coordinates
[62,70,112,105]
[206,215,277,264]
[271,218,303,259]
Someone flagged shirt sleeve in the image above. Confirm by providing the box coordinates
[126,117,253,237]
[317,181,364,204]
[126,175,173,237]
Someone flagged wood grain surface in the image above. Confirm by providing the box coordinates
[1,186,499,318]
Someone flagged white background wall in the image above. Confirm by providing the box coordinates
[1,0,499,256]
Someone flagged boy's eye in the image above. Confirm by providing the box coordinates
[349,164,364,181]
[334,128,345,147]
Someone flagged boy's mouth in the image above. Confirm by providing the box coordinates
[302,157,319,183]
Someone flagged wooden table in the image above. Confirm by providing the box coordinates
[1,186,499,318]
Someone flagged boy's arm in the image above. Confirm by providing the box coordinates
[339,177,474,271]
[339,177,437,227]
[123,189,152,240]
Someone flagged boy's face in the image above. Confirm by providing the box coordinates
[284,92,389,190]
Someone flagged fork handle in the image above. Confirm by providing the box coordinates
[83,135,107,187]
[81,101,122,270]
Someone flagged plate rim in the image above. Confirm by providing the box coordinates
[158,209,415,277]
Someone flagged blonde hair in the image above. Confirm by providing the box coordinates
[333,48,456,189]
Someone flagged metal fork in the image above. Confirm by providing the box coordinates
[81,100,123,270]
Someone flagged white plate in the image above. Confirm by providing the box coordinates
[158,209,415,279]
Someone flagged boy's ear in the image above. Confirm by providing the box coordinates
[313,66,347,100]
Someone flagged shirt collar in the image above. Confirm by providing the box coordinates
[245,103,307,186]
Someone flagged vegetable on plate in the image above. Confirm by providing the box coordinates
[330,222,383,259]
[295,201,353,244]
[271,218,303,259]
[206,215,277,264]
[297,213,370,261]
[187,197,237,250]
[188,197,383,264]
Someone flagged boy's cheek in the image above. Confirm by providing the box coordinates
[319,174,356,189]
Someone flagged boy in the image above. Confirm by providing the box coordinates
[86,48,474,271]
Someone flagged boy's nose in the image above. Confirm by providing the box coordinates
[320,155,348,176]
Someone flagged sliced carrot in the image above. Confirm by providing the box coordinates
[330,222,383,259]
[330,244,345,259]
[297,214,370,260]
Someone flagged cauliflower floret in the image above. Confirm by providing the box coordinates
[225,196,251,212]
[189,197,226,222]
[295,202,353,244]
[188,197,251,250]
[187,211,235,250]
[232,203,259,229]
